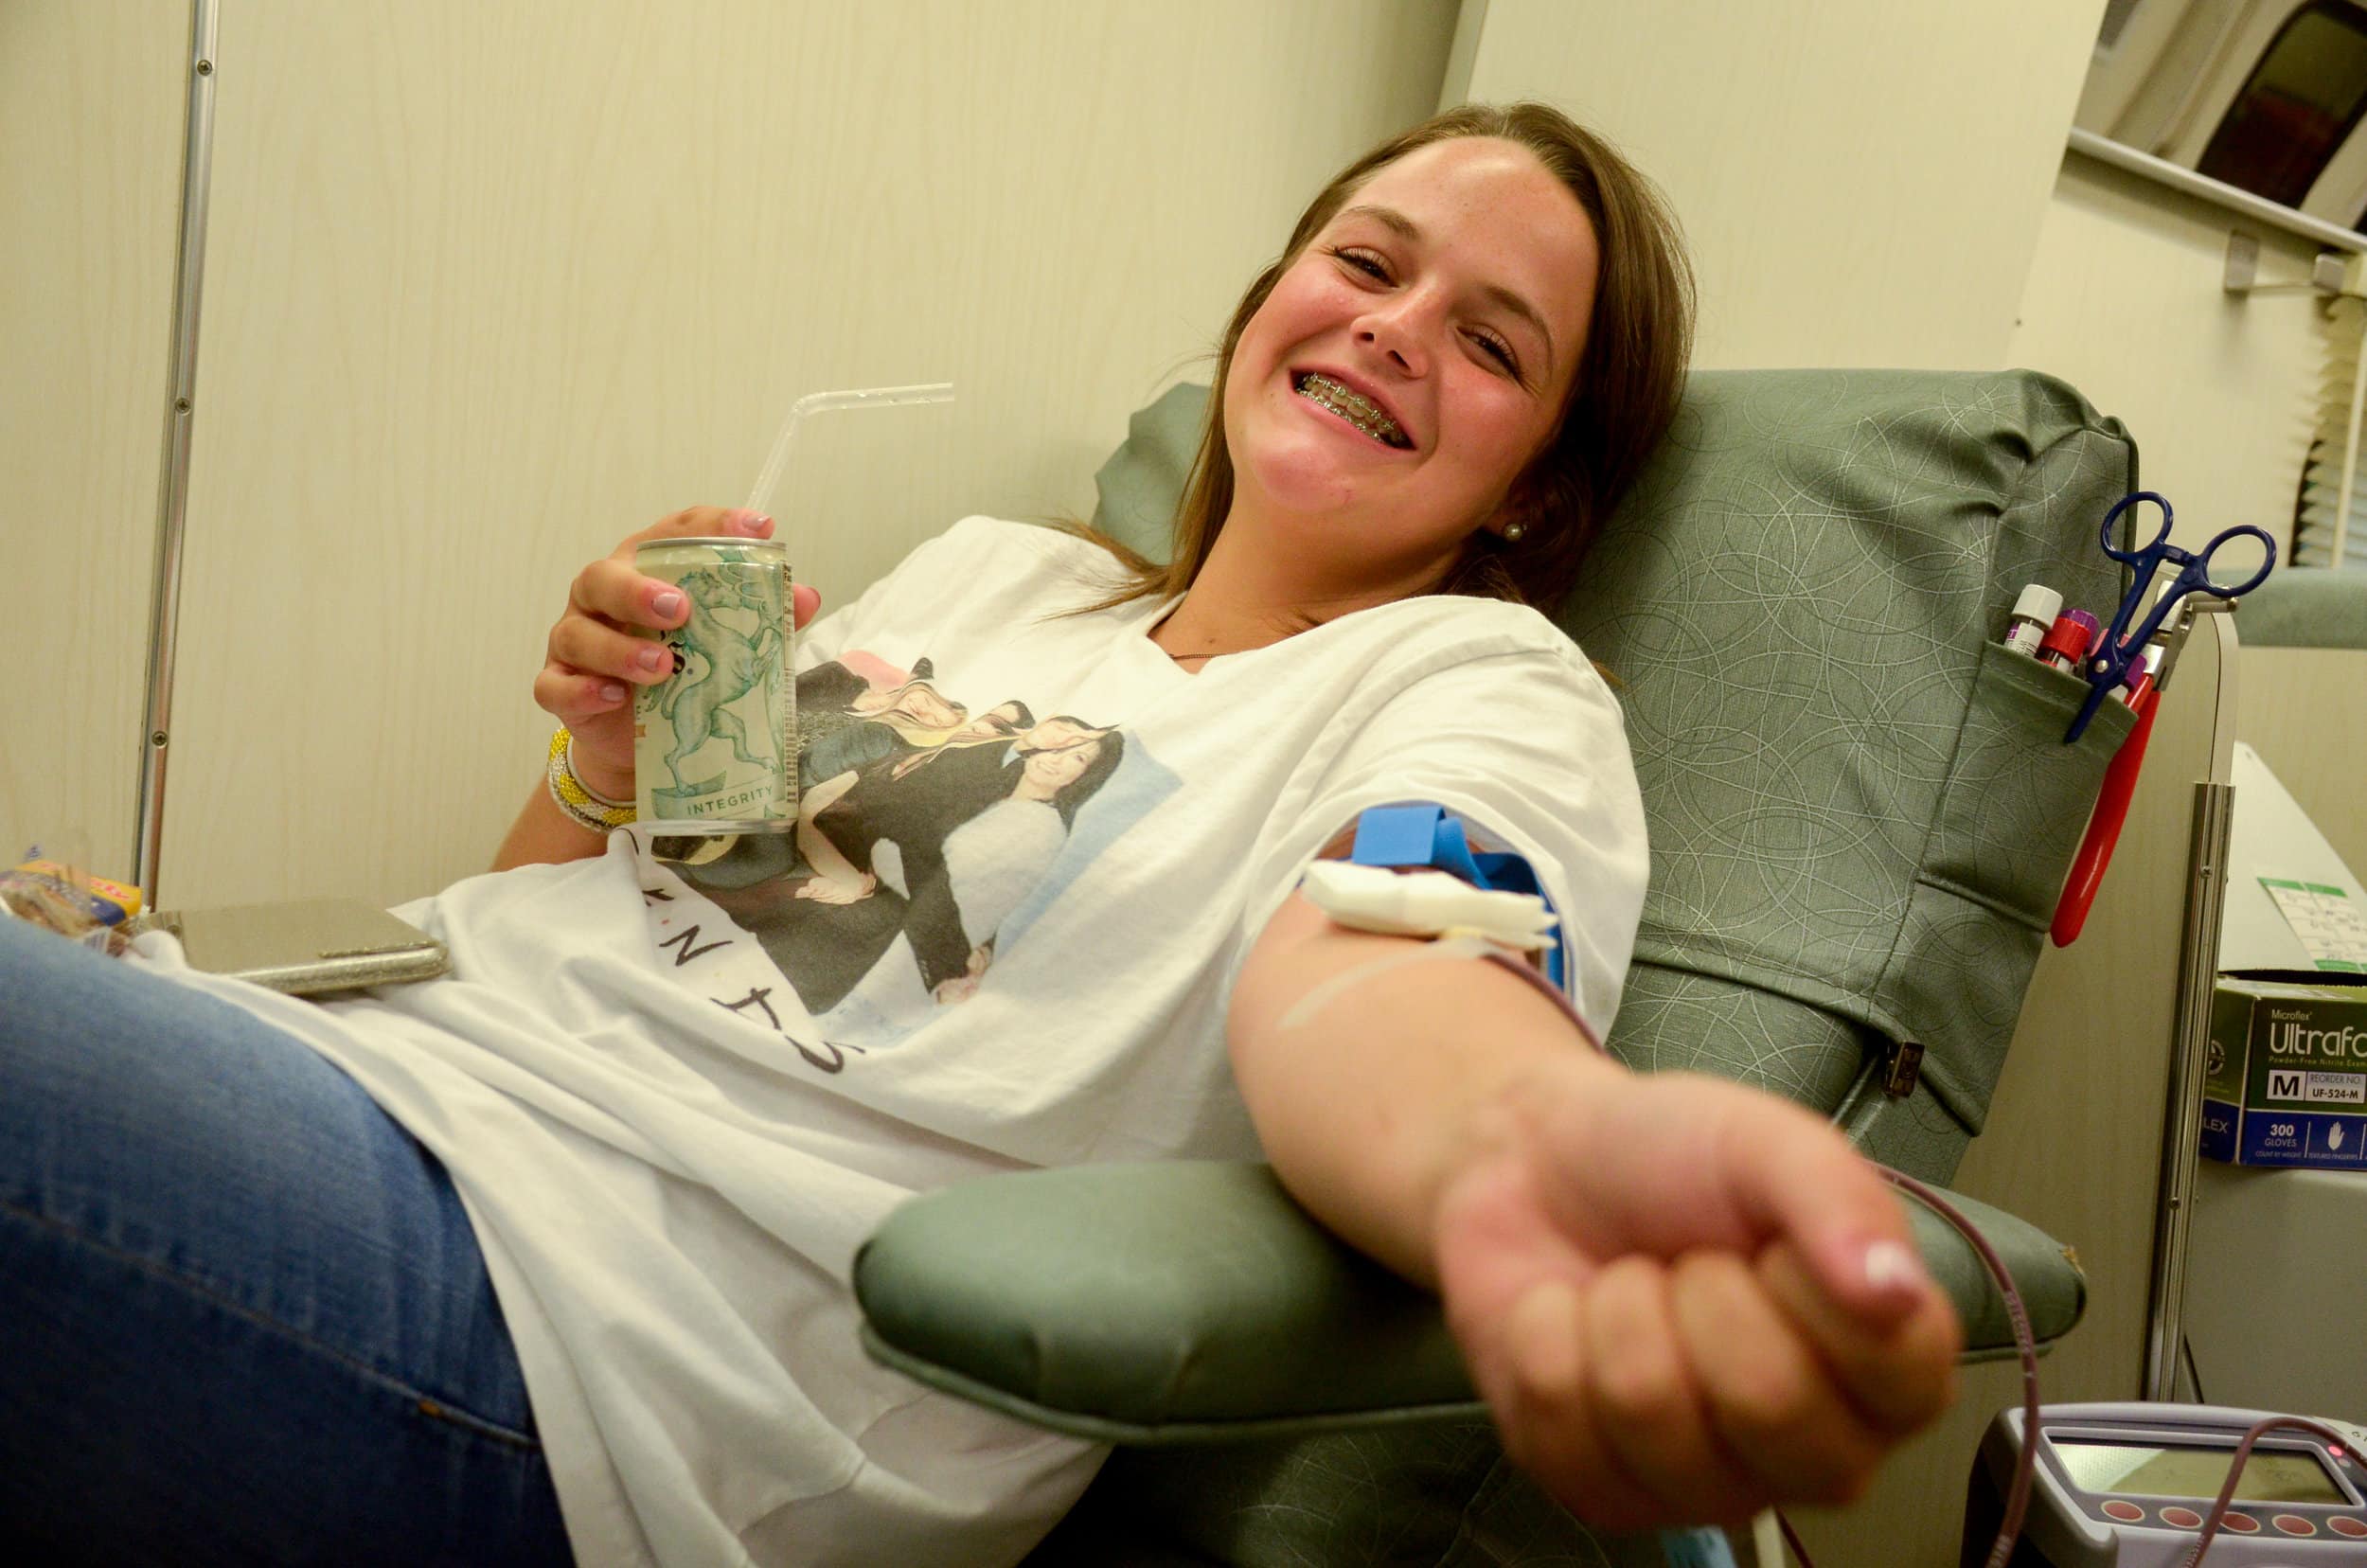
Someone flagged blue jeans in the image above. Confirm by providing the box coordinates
[0,914,573,1565]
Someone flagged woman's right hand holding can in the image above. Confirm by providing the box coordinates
[535,507,820,799]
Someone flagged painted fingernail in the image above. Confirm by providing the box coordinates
[730,508,769,533]
[652,589,685,618]
[1862,1239,1927,1294]
[634,646,664,673]
[600,683,626,703]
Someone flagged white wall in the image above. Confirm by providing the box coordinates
[27,2,2324,911]
[2009,154,2331,560]
[2243,647,2367,881]
[1448,1,2330,564]
[0,3,187,885]
[1455,0,2108,368]
[0,0,1458,909]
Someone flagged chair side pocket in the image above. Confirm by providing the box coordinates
[1881,642,2138,1138]
[1920,641,2135,928]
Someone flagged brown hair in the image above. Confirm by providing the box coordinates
[1080,101,1694,616]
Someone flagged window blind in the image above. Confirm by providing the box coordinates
[2298,294,2367,569]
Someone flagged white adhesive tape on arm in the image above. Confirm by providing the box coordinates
[1300,862,1555,948]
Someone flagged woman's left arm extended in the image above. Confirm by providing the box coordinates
[1228,890,1963,1532]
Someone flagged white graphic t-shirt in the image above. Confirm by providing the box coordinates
[143,517,1648,1567]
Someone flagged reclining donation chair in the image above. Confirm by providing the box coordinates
[856,368,2144,1565]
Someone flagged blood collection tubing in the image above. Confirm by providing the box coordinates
[1464,941,2354,1566]
[2175,1415,2360,1566]
[1287,872,2048,1568]
[1302,872,2367,1568]
[1468,949,2042,1568]
[1289,572,2279,1560]
[744,382,955,518]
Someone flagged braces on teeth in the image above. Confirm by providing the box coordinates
[1296,373,1408,447]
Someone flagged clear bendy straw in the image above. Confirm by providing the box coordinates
[744,382,954,517]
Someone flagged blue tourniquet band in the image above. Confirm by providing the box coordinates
[1345,804,1564,988]
[1661,1525,1741,1567]
[1348,809,1724,1567]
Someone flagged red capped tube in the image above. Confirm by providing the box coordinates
[2037,610,2099,673]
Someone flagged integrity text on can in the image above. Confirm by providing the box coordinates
[632,537,797,834]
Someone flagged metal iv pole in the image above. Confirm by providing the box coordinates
[2143,602,2242,1402]
[132,0,221,911]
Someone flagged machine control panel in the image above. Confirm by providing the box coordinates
[1968,1403,2367,1565]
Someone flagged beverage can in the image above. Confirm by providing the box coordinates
[632,538,797,834]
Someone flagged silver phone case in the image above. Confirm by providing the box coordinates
[141,899,449,995]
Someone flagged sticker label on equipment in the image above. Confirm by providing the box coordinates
[2264,1069,2366,1105]
[2258,878,2367,972]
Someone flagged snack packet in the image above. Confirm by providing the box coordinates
[5,849,140,955]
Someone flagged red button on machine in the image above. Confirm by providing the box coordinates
[2158,1506,2203,1528]
[2274,1513,2319,1536]
[2217,1512,2260,1534]
[2329,1514,2367,1539]
[2101,1500,2145,1523]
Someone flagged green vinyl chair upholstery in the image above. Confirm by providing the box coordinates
[2234,567,2367,649]
[857,368,2142,1566]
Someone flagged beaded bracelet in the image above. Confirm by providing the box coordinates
[546,727,636,832]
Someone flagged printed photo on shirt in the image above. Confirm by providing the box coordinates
[678,650,1179,1050]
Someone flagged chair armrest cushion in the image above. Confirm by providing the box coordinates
[853,1160,2084,1445]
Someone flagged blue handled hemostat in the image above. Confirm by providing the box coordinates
[2065,491,2274,743]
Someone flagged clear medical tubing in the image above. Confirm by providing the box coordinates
[744,382,955,517]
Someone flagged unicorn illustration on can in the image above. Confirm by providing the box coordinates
[632,539,798,833]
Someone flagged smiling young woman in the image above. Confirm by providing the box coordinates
[1150,137,1601,650]
[1085,100,1696,654]
[2,100,1957,1568]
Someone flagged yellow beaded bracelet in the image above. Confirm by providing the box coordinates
[546,728,636,831]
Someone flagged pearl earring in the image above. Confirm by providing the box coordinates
[1502,520,1528,544]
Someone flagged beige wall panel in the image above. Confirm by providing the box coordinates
[163,0,1455,908]
[2008,156,2327,561]
[1791,627,2227,1566]
[2240,647,2367,879]
[1458,0,2106,369]
[0,4,187,878]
